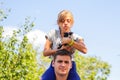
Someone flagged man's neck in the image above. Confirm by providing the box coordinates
[56,74,68,80]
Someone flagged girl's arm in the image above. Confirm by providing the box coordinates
[62,38,87,54]
[43,39,57,56]
[72,39,87,54]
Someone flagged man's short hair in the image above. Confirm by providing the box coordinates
[53,49,72,61]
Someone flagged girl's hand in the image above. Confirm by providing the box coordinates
[61,37,71,45]
[61,45,75,54]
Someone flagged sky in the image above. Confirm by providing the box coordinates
[1,0,120,80]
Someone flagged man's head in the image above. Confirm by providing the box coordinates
[52,49,72,77]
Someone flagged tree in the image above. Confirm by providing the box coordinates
[74,51,111,80]
[0,17,41,79]
[0,2,10,22]
[0,2,43,79]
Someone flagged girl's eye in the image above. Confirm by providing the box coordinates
[67,19,71,23]
[60,19,71,23]
[61,20,65,23]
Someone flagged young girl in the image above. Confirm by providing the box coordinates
[41,10,87,80]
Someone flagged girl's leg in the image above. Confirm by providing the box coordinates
[41,61,56,80]
[68,61,81,80]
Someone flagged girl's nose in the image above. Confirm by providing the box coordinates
[64,20,68,24]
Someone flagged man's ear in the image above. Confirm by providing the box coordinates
[52,61,55,67]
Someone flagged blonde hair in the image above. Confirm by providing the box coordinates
[57,10,74,25]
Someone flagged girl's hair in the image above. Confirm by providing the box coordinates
[57,10,74,25]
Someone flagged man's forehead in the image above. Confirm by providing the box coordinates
[56,55,71,60]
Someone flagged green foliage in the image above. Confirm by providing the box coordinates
[38,52,51,79]
[0,2,11,22]
[0,18,40,80]
[74,51,111,80]
[0,3,40,79]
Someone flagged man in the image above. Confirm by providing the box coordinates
[52,49,72,80]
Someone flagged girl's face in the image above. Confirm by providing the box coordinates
[58,16,73,33]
